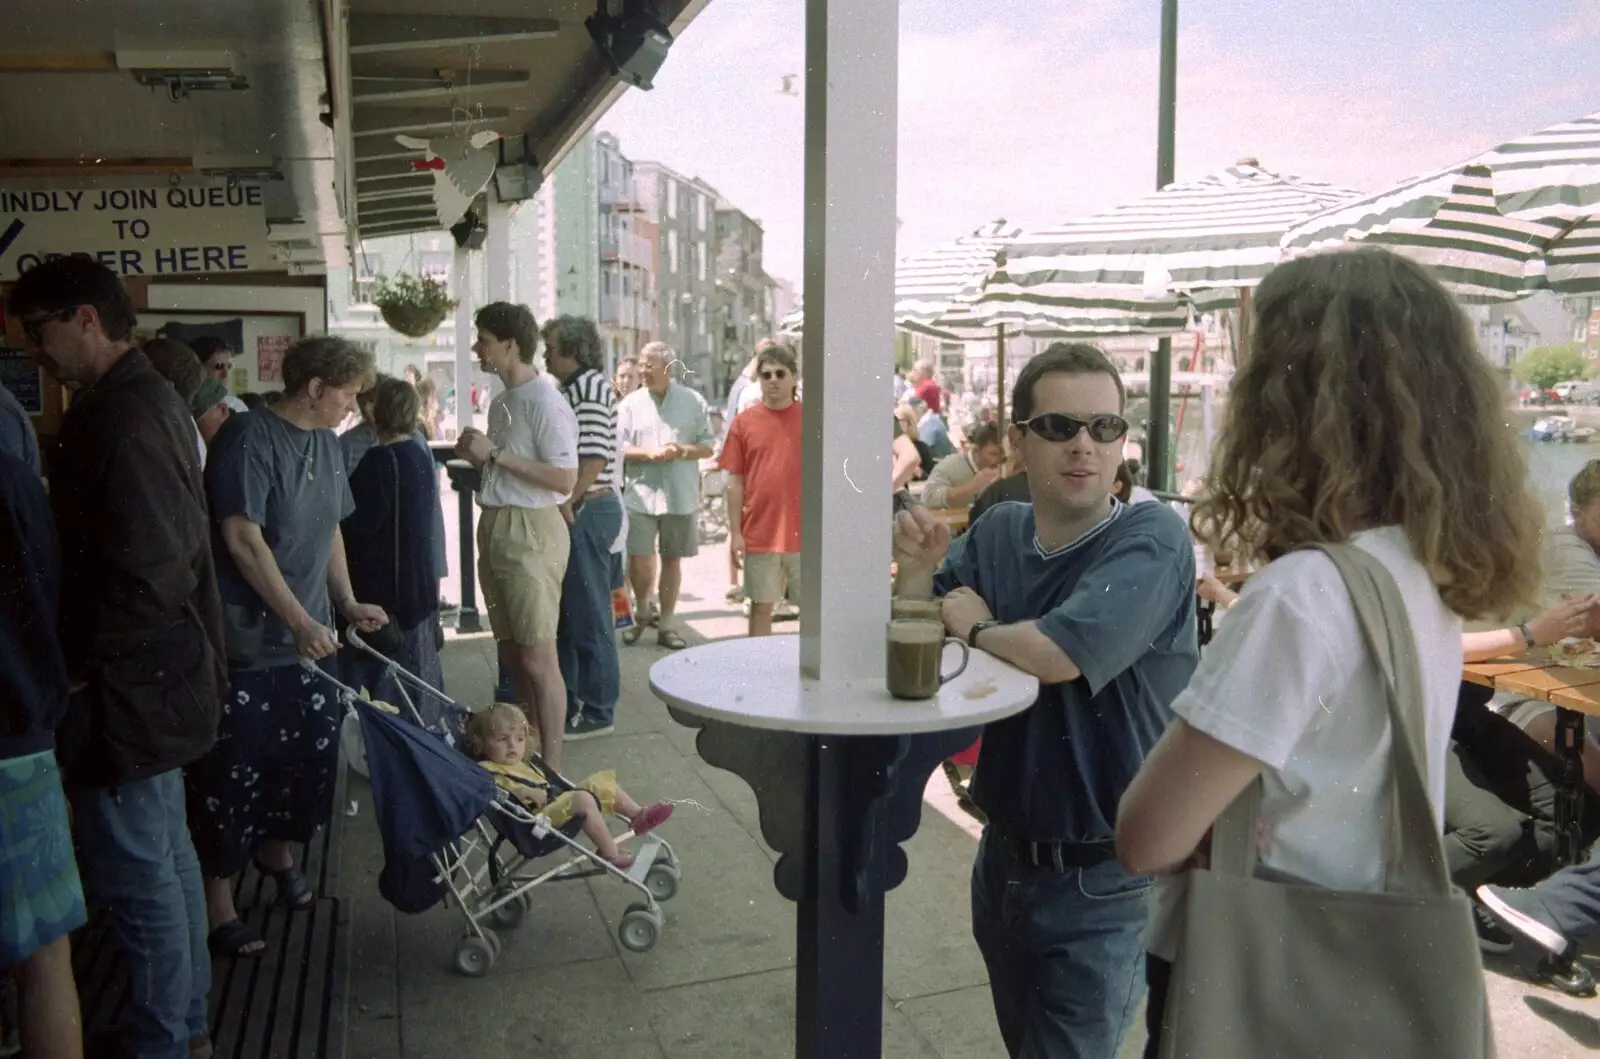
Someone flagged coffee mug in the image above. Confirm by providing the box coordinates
[886,618,970,700]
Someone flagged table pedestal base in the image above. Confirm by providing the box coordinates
[671,710,981,1059]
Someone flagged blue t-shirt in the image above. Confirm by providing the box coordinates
[341,440,441,631]
[0,450,68,757]
[919,412,955,459]
[207,410,355,669]
[934,499,1198,841]
[0,383,40,476]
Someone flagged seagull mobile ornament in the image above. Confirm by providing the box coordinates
[395,130,502,227]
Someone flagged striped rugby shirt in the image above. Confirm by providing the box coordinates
[562,368,618,491]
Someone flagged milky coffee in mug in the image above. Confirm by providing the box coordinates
[886,618,970,700]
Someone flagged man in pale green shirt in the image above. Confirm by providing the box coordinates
[618,341,715,648]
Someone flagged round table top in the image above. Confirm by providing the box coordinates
[649,634,1040,736]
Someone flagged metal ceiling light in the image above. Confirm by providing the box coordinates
[116,50,249,101]
[586,0,672,91]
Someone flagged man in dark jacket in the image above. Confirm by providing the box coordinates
[11,257,225,1059]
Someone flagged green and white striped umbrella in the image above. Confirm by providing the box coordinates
[780,220,1021,340]
[959,163,1362,334]
[1281,110,1600,301]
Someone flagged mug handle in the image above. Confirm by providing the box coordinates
[940,637,971,685]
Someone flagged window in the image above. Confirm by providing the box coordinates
[353,252,381,303]
[698,296,707,336]
[420,251,450,280]
[696,195,707,231]
[698,240,708,281]
[668,230,679,274]
[666,177,677,218]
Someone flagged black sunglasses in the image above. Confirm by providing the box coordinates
[759,369,790,380]
[22,307,77,346]
[1016,412,1129,444]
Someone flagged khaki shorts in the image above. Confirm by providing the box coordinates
[627,511,699,559]
[745,551,801,605]
[478,505,571,645]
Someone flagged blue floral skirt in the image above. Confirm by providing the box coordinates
[0,750,86,965]
[184,662,343,878]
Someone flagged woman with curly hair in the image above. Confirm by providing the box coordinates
[1116,247,1542,1055]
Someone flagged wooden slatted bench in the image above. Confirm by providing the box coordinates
[73,763,351,1058]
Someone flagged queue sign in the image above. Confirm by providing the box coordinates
[0,182,275,281]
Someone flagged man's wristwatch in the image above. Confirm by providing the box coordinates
[969,619,1003,650]
[1519,622,1537,649]
[486,446,503,470]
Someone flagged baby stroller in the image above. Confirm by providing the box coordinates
[313,633,682,977]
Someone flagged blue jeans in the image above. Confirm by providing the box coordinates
[73,770,210,1058]
[1532,839,1600,941]
[557,492,623,724]
[971,832,1150,1059]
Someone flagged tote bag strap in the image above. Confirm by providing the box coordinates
[1208,540,1453,896]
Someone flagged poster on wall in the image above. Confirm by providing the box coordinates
[135,310,304,393]
[257,334,290,383]
[0,346,42,413]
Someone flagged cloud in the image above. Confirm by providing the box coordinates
[602,0,1588,290]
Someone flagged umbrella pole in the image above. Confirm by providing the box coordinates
[1146,0,1179,493]
[996,324,1007,427]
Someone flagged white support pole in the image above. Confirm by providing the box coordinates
[452,246,473,439]
[485,198,512,304]
[798,0,897,682]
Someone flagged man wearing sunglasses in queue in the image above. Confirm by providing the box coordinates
[893,342,1197,1059]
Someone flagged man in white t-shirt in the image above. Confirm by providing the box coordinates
[456,302,579,771]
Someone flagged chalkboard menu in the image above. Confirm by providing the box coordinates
[0,346,42,413]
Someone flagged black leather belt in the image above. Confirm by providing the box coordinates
[993,834,1116,872]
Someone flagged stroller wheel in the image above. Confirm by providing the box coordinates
[454,935,496,977]
[619,904,661,953]
[645,862,681,902]
[487,895,525,929]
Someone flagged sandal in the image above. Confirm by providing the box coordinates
[630,802,674,836]
[656,628,687,650]
[207,919,265,958]
[622,623,648,646]
[254,858,315,909]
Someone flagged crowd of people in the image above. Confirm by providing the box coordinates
[13,244,1600,1057]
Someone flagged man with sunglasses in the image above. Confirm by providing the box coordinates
[11,258,225,1059]
[719,344,803,637]
[893,342,1197,1059]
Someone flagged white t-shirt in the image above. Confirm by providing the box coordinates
[1147,526,1461,953]
[477,375,579,510]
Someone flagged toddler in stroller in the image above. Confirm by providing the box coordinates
[466,703,673,869]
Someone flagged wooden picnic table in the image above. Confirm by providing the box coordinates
[927,507,970,534]
[1462,654,1600,866]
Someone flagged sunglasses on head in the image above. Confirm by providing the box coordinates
[1016,412,1129,444]
[22,307,77,346]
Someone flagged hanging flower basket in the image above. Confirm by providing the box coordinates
[372,273,456,338]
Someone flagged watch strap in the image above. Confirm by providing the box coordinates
[1519,622,1537,649]
[969,619,1000,650]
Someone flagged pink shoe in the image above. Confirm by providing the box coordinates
[630,802,674,836]
[607,853,636,871]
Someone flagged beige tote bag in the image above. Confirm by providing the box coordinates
[1157,542,1494,1059]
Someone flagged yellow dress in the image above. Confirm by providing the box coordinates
[478,759,619,829]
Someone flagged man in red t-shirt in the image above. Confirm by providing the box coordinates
[719,344,802,636]
[912,360,942,416]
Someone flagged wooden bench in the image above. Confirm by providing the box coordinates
[73,763,351,1058]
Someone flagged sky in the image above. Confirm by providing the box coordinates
[600,0,1599,290]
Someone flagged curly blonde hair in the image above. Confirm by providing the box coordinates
[1192,248,1540,620]
[464,703,535,760]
